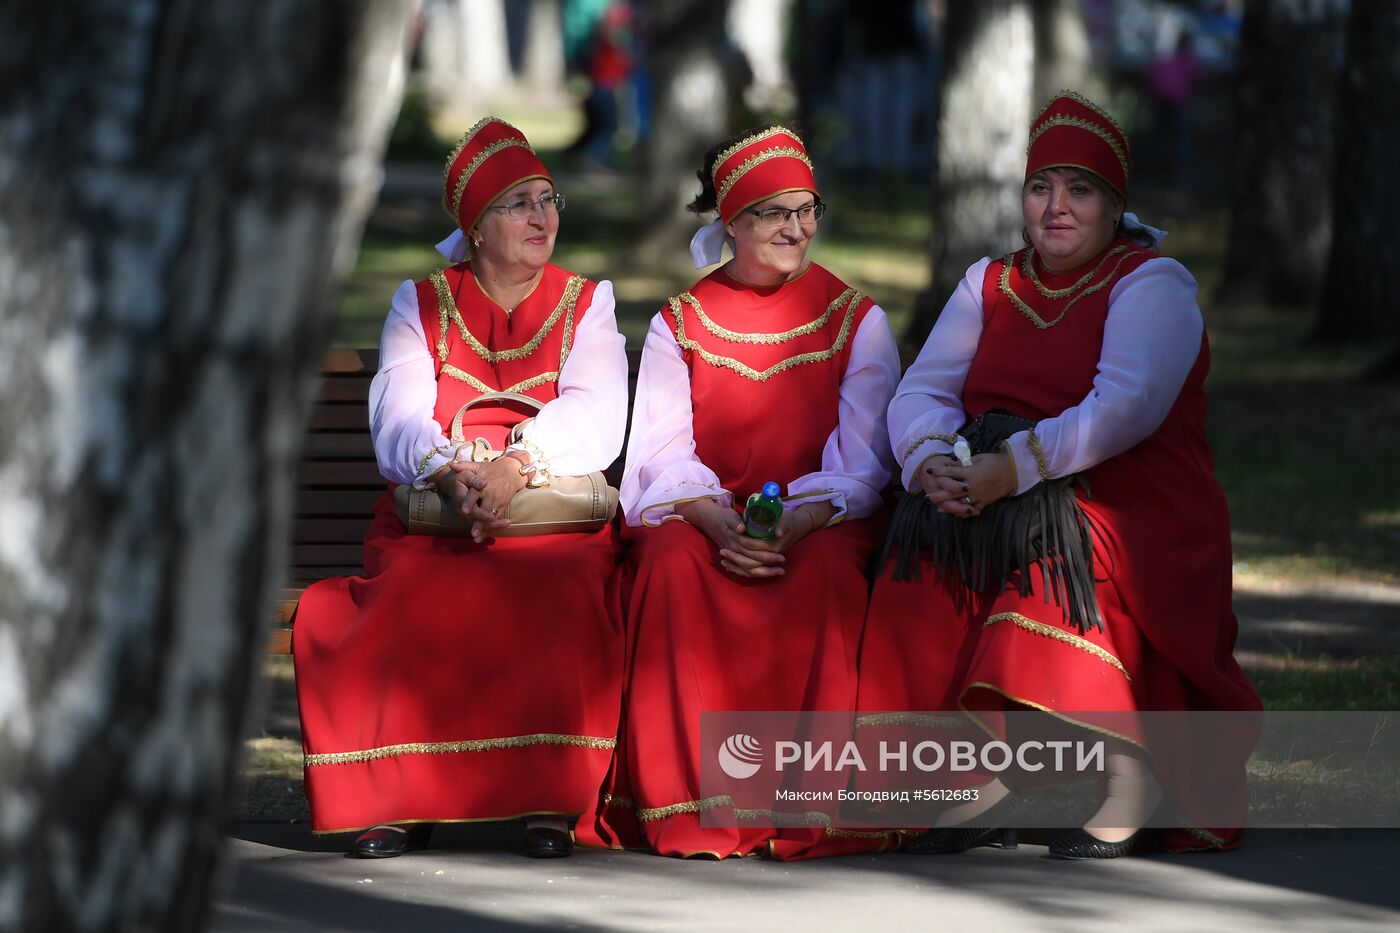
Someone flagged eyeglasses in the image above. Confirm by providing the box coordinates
[742,202,825,228]
[490,193,566,220]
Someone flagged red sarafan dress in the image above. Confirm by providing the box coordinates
[294,262,626,834]
[576,263,903,858]
[858,240,1262,852]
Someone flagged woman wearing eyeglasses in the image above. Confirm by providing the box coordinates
[293,118,628,860]
[575,126,901,859]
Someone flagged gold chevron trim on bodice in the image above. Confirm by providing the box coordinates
[676,287,856,344]
[668,288,863,382]
[431,269,584,364]
[432,270,584,394]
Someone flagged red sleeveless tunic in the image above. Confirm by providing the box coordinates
[857,241,1260,852]
[293,262,624,834]
[576,263,898,858]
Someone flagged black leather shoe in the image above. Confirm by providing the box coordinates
[523,826,573,859]
[1047,828,1145,860]
[351,823,433,858]
[900,795,1019,855]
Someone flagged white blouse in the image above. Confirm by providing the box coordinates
[621,307,902,527]
[890,256,1204,495]
[369,277,629,488]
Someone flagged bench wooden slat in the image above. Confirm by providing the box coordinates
[297,489,383,515]
[310,403,374,431]
[302,432,376,457]
[315,376,375,403]
[298,461,387,487]
[294,517,374,543]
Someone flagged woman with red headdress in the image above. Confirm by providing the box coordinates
[576,126,902,859]
[293,118,628,860]
[857,92,1260,858]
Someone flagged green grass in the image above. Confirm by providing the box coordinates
[1241,652,1400,712]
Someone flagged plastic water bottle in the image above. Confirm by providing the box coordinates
[743,481,784,539]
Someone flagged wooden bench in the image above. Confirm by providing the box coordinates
[270,348,641,654]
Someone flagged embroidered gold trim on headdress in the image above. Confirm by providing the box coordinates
[431,271,583,364]
[442,116,496,216]
[450,138,535,221]
[984,611,1129,680]
[1026,115,1130,182]
[1036,89,1128,139]
[715,146,816,212]
[712,126,796,180]
[304,732,615,767]
[668,290,860,382]
[677,287,855,345]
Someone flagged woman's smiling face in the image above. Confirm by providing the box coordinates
[725,190,819,286]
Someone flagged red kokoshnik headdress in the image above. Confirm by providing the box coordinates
[1024,91,1130,199]
[712,126,819,224]
[442,117,551,233]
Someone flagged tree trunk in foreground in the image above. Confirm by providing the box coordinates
[908,0,1034,344]
[0,1,410,928]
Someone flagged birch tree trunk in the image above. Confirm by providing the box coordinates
[1033,0,1092,106]
[0,1,410,929]
[522,0,567,101]
[1219,0,1346,307]
[637,0,733,266]
[909,0,1035,343]
[1316,0,1400,344]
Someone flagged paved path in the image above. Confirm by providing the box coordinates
[212,825,1400,932]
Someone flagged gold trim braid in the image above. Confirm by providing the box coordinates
[984,611,1129,680]
[678,288,855,344]
[450,138,533,220]
[668,290,861,382]
[1026,114,1130,182]
[305,732,615,767]
[441,116,495,217]
[441,364,560,396]
[901,432,958,463]
[854,712,968,730]
[432,270,583,364]
[716,146,816,212]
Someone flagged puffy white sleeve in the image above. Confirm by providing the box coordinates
[619,314,728,527]
[1000,257,1204,493]
[889,258,990,491]
[505,281,628,477]
[785,307,901,522]
[368,280,455,488]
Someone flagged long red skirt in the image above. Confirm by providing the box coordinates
[576,519,897,858]
[858,484,1260,853]
[293,493,624,833]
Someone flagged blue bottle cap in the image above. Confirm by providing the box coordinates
[761,481,781,498]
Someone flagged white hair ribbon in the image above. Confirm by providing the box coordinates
[1121,212,1168,247]
[436,229,470,262]
[689,218,734,269]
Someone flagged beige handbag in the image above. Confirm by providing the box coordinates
[393,391,618,537]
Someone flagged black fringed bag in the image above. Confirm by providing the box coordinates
[873,410,1105,633]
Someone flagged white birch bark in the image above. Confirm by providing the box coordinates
[0,1,411,928]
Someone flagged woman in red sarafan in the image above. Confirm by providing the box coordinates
[857,92,1261,858]
[575,126,903,859]
[293,118,628,860]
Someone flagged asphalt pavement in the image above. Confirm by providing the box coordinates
[212,823,1400,932]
